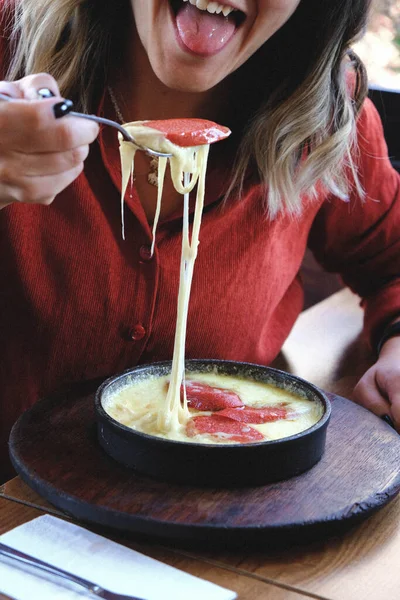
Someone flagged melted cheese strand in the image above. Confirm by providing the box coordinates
[160,173,192,431]
[119,141,137,240]
[151,156,168,257]
[119,125,210,435]
[160,146,209,431]
[190,145,209,262]
[169,150,199,194]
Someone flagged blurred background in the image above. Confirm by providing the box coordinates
[355,0,400,90]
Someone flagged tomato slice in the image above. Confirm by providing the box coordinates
[218,404,289,423]
[184,381,244,411]
[143,118,231,147]
[186,415,264,443]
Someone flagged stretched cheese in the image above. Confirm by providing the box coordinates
[118,119,229,434]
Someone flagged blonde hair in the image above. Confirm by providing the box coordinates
[5,0,370,216]
[5,0,128,110]
[226,50,367,216]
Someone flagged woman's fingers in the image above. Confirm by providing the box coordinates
[389,393,400,429]
[353,367,392,419]
[0,144,90,204]
[354,353,400,432]
[0,74,61,101]
[3,144,90,178]
[0,99,99,153]
[0,73,100,207]
[0,162,85,206]
[375,364,400,429]
[0,80,25,99]
[16,73,61,100]
[0,73,98,153]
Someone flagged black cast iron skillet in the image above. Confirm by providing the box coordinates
[95,359,331,487]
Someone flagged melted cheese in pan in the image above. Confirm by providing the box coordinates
[103,372,323,444]
[119,122,209,436]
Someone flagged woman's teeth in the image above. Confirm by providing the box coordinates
[182,0,237,18]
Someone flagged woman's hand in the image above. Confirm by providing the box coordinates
[353,335,400,432]
[0,73,99,209]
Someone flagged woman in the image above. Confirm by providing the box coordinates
[0,0,399,480]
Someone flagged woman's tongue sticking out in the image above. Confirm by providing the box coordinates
[176,1,237,56]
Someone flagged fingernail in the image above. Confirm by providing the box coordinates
[381,414,395,429]
[37,88,55,99]
[53,99,73,119]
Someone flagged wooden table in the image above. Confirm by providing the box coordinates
[1,289,400,600]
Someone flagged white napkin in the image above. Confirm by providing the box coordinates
[0,515,236,600]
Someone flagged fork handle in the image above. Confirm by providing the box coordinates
[0,542,103,596]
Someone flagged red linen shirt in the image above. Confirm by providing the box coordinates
[1,86,400,477]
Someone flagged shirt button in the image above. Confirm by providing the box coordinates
[139,245,153,262]
[130,324,146,341]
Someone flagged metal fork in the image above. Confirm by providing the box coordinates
[0,92,172,159]
[0,542,146,600]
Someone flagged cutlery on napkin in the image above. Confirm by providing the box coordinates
[0,515,237,600]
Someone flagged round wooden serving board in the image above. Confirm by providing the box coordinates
[8,381,400,548]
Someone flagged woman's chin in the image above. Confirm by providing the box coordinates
[151,59,226,93]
